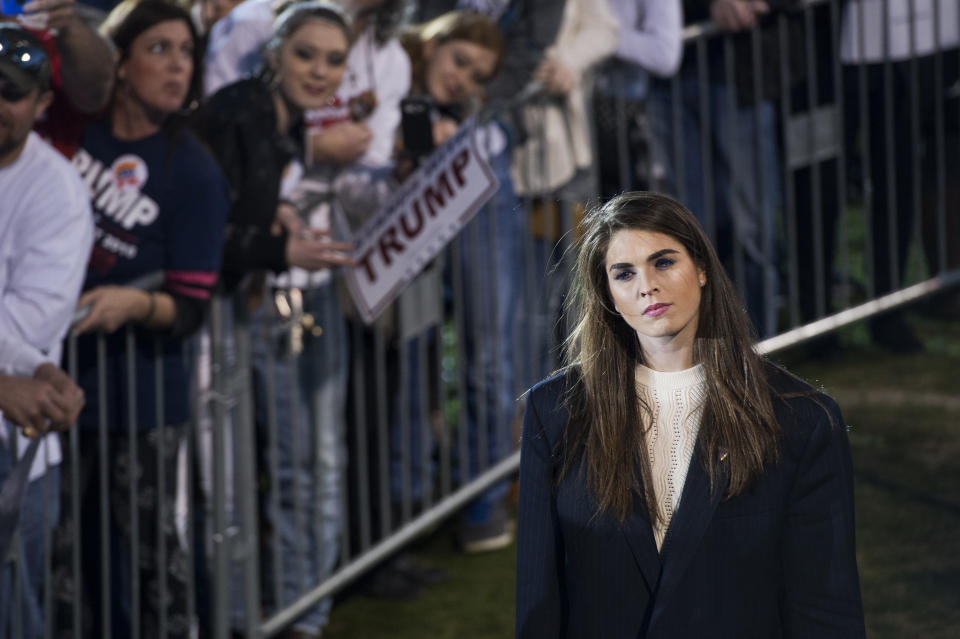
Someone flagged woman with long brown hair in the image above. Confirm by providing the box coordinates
[400,11,502,119]
[395,10,515,554]
[516,191,865,638]
[55,1,230,636]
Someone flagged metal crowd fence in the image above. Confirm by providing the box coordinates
[2,0,959,637]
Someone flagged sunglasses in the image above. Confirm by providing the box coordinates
[0,29,49,101]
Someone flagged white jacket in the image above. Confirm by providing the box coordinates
[511,0,619,196]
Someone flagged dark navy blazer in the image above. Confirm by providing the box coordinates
[516,364,866,638]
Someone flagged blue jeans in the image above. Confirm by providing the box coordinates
[452,145,525,525]
[0,444,58,639]
[649,70,781,336]
[250,284,347,633]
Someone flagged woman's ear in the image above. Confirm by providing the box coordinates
[698,268,706,287]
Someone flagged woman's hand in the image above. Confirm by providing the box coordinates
[433,117,459,146]
[534,58,577,96]
[271,201,305,236]
[73,286,151,335]
[309,121,373,166]
[285,229,356,271]
[710,0,769,32]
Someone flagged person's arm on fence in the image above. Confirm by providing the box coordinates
[710,0,769,32]
[74,142,231,339]
[71,286,177,334]
[0,374,66,436]
[0,77,93,433]
[539,0,619,94]
[709,0,803,32]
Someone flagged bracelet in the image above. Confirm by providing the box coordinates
[142,291,156,324]
[277,197,299,211]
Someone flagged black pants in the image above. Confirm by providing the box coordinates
[52,426,190,639]
[845,52,960,298]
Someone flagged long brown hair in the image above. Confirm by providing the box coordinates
[560,191,780,524]
[399,11,504,99]
[101,0,203,113]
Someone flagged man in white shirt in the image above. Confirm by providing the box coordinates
[0,24,92,638]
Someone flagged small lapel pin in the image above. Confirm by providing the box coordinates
[719,449,728,462]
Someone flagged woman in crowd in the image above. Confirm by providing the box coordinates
[516,191,865,637]
[399,11,502,146]
[56,0,230,636]
[198,3,354,636]
[200,1,355,289]
[347,11,504,596]
[395,11,516,554]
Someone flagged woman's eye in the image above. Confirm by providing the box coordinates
[182,45,194,57]
[654,258,675,269]
[148,42,166,54]
[454,52,469,68]
[294,48,313,61]
[327,52,346,67]
[613,270,634,282]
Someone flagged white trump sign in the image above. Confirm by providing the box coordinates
[345,120,498,324]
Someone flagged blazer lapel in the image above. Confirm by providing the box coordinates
[621,496,662,594]
[647,445,729,632]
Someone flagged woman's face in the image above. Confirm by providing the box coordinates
[605,229,705,354]
[118,20,194,116]
[275,19,349,111]
[424,38,497,105]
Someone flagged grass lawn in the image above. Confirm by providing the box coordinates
[324,529,517,638]
[324,312,960,639]
[781,313,960,639]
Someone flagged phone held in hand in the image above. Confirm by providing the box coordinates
[1,0,26,16]
[400,96,436,159]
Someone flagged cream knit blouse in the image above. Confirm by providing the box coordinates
[635,363,707,551]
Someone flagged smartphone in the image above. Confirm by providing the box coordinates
[1,0,27,16]
[400,97,436,158]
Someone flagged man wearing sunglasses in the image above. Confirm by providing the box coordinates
[5,0,113,110]
[0,23,93,639]
[3,0,114,159]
